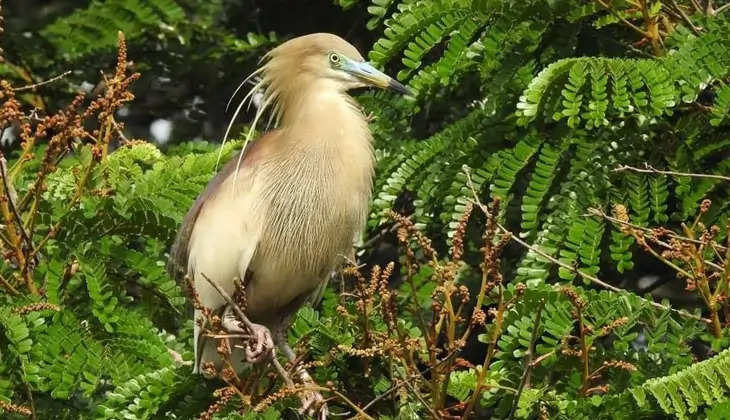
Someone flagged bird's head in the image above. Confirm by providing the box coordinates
[223,33,410,145]
[261,33,411,97]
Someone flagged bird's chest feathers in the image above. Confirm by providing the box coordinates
[257,129,373,277]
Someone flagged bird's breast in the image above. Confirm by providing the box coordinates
[257,144,371,270]
[245,141,372,318]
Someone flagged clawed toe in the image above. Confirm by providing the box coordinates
[299,390,328,419]
[245,323,274,363]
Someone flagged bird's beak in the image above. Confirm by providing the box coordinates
[344,60,412,95]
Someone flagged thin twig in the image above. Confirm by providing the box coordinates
[614,164,730,182]
[668,0,703,34]
[507,300,545,420]
[204,333,252,339]
[199,272,294,387]
[577,304,591,395]
[530,350,556,368]
[463,170,711,325]
[358,222,400,250]
[112,119,129,143]
[360,349,459,413]
[507,217,707,322]
[594,0,651,37]
[317,387,375,420]
[0,155,33,251]
[586,207,728,252]
[0,272,19,295]
[0,154,38,294]
[13,71,71,92]
[626,43,655,58]
[402,377,440,419]
[716,2,730,14]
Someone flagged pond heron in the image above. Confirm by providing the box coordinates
[169,33,410,415]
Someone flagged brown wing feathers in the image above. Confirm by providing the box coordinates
[167,132,278,286]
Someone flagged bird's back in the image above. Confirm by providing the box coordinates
[167,132,274,288]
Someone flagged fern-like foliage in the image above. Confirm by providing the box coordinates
[365,1,730,287]
[41,0,186,59]
[0,139,244,417]
[631,348,730,419]
[96,366,190,419]
[357,5,730,417]
[3,1,730,418]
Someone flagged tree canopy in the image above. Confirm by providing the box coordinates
[1,1,730,419]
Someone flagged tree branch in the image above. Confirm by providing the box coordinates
[594,0,651,37]
[716,2,730,14]
[0,155,33,252]
[199,272,294,387]
[0,272,19,295]
[668,0,703,34]
[587,207,727,252]
[13,71,71,92]
[613,164,730,182]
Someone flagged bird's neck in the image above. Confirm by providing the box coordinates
[277,80,374,193]
[279,81,372,151]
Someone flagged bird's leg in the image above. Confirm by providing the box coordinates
[221,304,274,363]
[275,328,328,420]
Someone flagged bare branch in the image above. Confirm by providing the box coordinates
[668,0,703,34]
[690,0,704,13]
[199,272,295,387]
[593,0,651,37]
[0,155,33,251]
[613,164,730,182]
[357,222,400,250]
[586,207,727,252]
[716,2,730,13]
[13,71,72,92]
[0,272,19,295]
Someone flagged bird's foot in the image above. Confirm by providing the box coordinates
[294,365,328,419]
[299,387,328,420]
[220,305,274,363]
[245,323,274,363]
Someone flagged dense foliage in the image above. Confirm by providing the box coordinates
[1,0,730,419]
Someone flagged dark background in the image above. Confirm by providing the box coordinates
[3,0,377,146]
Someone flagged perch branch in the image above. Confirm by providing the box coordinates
[715,2,730,14]
[199,272,294,387]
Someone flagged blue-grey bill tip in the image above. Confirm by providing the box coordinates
[388,78,412,96]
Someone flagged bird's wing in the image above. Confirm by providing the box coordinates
[167,130,281,287]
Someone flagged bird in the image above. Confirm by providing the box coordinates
[168,32,410,409]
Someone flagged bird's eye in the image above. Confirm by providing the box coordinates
[329,53,340,65]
